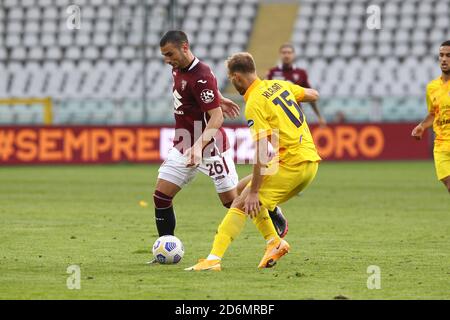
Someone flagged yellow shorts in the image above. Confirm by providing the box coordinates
[249,161,319,212]
[434,150,450,181]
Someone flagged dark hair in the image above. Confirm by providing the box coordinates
[226,52,256,74]
[279,43,295,52]
[160,30,189,47]
[441,40,450,47]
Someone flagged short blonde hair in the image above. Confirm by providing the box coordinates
[226,52,256,74]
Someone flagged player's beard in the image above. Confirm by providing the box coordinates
[232,80,246,96]
[178,52,194,70]
[441,60,449,73]
[236,85,246,96]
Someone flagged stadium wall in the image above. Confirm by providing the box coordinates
[0,124,431,165]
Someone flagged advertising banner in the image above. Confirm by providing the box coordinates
[0,124,431,165]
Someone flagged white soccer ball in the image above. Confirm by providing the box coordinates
[152,235,184,264]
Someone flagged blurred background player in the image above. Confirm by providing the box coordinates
[412,40,450,194]
[186,52,321,271]
[267,43,326,127]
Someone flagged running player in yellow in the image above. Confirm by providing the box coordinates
[412,40,450,193]
[185,52,321,271]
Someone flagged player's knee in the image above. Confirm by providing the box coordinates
[229,195,245,211]
[443,178,450,194]
[153,190,173,209]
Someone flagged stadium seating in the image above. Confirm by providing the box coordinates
[0,0,257,123]
[292,0,448,122]
[0,0,448,124]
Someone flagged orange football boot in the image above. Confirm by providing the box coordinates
[184,259,221,271]
[258,238,290,268]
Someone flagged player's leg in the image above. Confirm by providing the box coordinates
[184,154,243,270]
[212,158,257,253]
[185,184,291,270]
[185,185,284,271]
[441,176,450,194]
[205,192,249,264]
[204,161,318,270]
[274,161,319,206]
[218,188,238,208]
[186,162,295,270]
[154,148,196,236]
[219,161,318,255]
[434,151,450,194]
[254,161,318,268]
[148,178,183,265]
[153,178,181,236]
[212,186,281,258]
[237,174,288,237]
[437,151,450,194]
[186,159,320,270]
[185,151,280,269]
[270,206,289,238]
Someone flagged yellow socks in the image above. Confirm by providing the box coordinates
[210,208,247,259]
[209,207,280,260]
[252,207,279,242]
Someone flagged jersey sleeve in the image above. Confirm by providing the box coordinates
[426,84,434,114]
[287,82,306,102]
[191,70,220,112]
[245,100,272,141]
[266,68,274,80]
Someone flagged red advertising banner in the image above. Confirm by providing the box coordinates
[311,123,431,160]
[0,124,431,165]
[0,126,161,164]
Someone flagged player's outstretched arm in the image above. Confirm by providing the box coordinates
[301,88,320,102]
[309,101,327,127]
[296,87,325,125]
[412,113,434,140]
[218,91,240,119]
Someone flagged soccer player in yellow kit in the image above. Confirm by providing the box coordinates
[186,52,321,271]
[412,40,450,194]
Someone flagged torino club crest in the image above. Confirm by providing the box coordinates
[200,89,215,104]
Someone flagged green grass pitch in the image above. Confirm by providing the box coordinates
[0,162,449,300]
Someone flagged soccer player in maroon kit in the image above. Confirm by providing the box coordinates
[151,31,287,262]
[267,43,326,127]
[152,31,238,242]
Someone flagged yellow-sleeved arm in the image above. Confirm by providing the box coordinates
[426,85,434,114]
[245,100,272,141]
[288,82,306,102]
